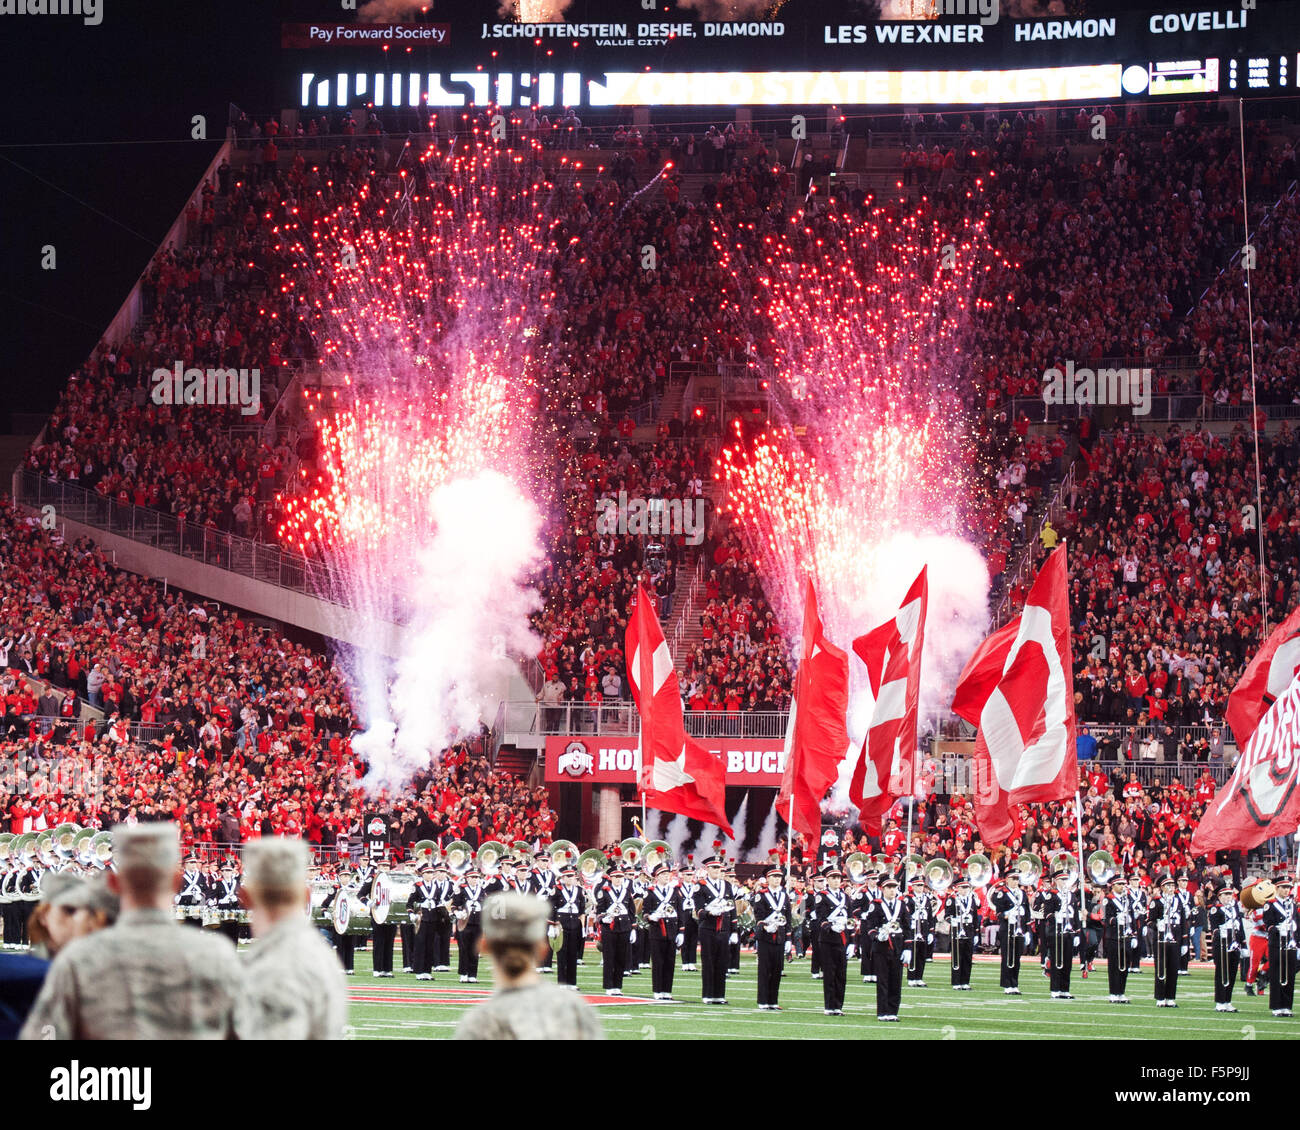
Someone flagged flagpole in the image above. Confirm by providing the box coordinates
[1074,790,1088,945]
[786,794,795,886]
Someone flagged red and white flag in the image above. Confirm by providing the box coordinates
[626,584,732,837]
[1224,605,1300,750]
[951,545,1077,847]
[849,566,927,834]
[777,581,850,841]
[1192,668,1300,858]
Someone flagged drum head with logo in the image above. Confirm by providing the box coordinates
[333,891,351,936]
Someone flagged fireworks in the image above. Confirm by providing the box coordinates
[714,194,1002,721]
[269,137,558,789]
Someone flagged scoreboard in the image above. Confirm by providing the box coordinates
[277,0,1300,109]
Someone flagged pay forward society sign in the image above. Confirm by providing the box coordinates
[545,736,786,786]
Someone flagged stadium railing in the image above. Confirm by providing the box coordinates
[12,469,350,606]
[510,700,789,739]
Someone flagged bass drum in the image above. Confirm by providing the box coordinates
[308,880,335,927]
[371,872,418,926]
[333,888,372,937]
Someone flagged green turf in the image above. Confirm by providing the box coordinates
[336,945,1296,1040]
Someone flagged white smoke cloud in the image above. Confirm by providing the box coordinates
[745,793,781,862]
[357,0,432,23]
[359,470,543,792]
[665,814,691,868]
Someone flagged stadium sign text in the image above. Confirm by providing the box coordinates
[545,736,786,785]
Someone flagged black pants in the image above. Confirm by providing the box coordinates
[906,937,929,982]
[218,921,241,948]
[1179,931,1193,972]
[399,923,415,969]
[625,928,641,974]
[1212,939,1240,1004]
[1106,934,1134,996]
[999,929,1024,988]
[728,935,741,973]
[872,947,903,1017]
[372,923,396,973]
[821,938,847,1010]
[699,923,729,999]
[2,903,20,944]
[1153,940,1180,1001]
[860,929,875,978]
[457,925,481,978]
[756,936,784,1005]
[950,937,973,987]
[1045,931,1076,993]
[681,917,698,966]
[334,933,356,972]
[412,920,434,975]
[555,918,583,986]
[809,927,822,974]
[601,927,629,991]
[433,921,452,969]
[650,930,677,995]
[1268,936,1296,1012]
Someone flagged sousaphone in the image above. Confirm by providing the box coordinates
[444,840,473,877]
[965,853,993,888]
[89,831,113,868]
[548,840,578,868]
[411,839,438,868]
[1049,851,1080,887]
[924,857,954,894]
[845,851,870,883]
[512,840,533,861]
[1014,852,1043,886]
[903,853,926,884]
[1086,849,1117,886]
[53,823,81,860]
[73,828,96,866]
[0,833,12,862]
[478,840,508,876]
[642,840,671,872]
[619,838,645,869]
[577,848,607,887]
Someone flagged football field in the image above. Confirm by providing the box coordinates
[339,946,1295,1040]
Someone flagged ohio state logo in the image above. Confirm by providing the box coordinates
[367,818,385,837]
[557,741,594,778]
[1231,673,1300,827]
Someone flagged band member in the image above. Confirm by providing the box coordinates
[679,865,700,972]
[903,873,935,988]
[858,868,881,984]
[1101,874,1136,1003]
[626,866,648,978]
[1151,874,1184,1007]
[593,862,636,996]
[453,866,488,983]
[398,863,417,974]
[991,872,1029,994]
[319,868,356,974]
[1262,875,1298,1017]
[1175,873,1195,974]
[816,867,852,1015]
[408,866,439,979]
[212,861,242,947]
[1208,880,1247,1012]
[692,856,739,1004]
[751,868,792,1011]
[725,865,744,977]
[946,876,980,990]
[532,852,557,974]
[806,872,826,980]
[550,865,587,989]
[357,867,397,978]
[175,855,207,927]
[430,864,455,972]
[1038,868,1081,999]
[641,863,684,1000]
[1127,875,1148,968]
[863,875,906,1021]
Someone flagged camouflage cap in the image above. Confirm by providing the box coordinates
[40,871,84,907]
[113,822,179,875]
[59,873,120,919]
[244,837,309,893]
[482,892,549,945]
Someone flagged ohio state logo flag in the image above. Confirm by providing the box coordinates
[1192,668,1300,857]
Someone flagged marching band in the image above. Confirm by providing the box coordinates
[3,825,1297,1025]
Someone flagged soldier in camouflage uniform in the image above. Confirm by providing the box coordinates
[241,838,347,1040]
[454,892,603,1041]
[19,823,246,1040]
